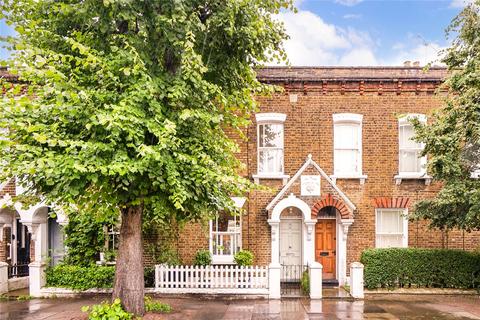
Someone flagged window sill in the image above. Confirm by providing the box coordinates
[211,255,236,265]
[330,174,368,185]
[394,174,432,186]
[252,174,290,185]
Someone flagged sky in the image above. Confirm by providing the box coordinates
[0,0,473,66]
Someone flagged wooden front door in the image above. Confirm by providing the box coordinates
[315,220,336,279]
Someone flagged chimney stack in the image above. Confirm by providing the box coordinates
[403,61,411,67]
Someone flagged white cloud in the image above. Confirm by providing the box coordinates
[274,9,445,67]
[275,10,378,66]
[343,13,362,19]
[450,0,475,8]
[339,48,378,66]
[386,42,446,66]
[335,0,363,6]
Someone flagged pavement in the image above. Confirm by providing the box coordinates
[0,294,480,319]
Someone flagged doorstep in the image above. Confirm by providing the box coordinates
[322,287,353,300]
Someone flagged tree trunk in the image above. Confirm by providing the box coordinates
[112,204,145,315]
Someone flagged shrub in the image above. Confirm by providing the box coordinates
[193,249,212,266]
[301,270,310,295]
[47,264,161,290]
[144,296,172,313]
[146,244,182,266]
[360,248,480,290]
[81,298,132,320]
[46,265,115,290]
[234,250,254,266]
[144,267,155,288]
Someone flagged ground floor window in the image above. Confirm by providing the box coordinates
[209,212,242,264]
[375,209,408,248]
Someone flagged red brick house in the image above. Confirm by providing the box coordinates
[173,66,480,287]
[1,66,480,290]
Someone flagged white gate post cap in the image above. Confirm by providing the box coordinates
[310,261,323,269]
[351,262,364,269]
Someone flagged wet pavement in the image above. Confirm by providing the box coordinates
[0,294,480,319]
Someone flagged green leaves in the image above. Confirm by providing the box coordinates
[412,4,480,230]
[1,0,291,223]
[361,248,480,290]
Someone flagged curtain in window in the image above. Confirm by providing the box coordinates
[376,209,406,248]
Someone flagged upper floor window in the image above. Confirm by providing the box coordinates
[333,113,363,177]
[398,114,427,176]
[256,113,286,176]
[375,209,408,248]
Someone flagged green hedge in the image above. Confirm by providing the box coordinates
[360,248,480,290]
[46,265,115,290]
[46,265,159,290]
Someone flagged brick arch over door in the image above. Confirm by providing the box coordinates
[312,194,353,219]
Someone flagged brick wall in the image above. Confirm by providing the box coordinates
[161,67,480,268]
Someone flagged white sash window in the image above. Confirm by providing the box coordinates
[209,212,242,264]
[375,209,408,248]
[333,113,363,177]
[255,113,287,177]
[398,114,427,176]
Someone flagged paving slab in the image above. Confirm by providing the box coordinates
[0,294,479,319]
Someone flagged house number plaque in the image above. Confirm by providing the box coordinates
[301,175,320,196]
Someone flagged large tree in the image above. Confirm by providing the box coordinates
[412,1,480,231]
[0,0,293,315]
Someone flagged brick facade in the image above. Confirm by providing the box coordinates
[2,66,480,276]
[165,67,480,270]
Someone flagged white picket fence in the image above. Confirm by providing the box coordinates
[155,264,269,294]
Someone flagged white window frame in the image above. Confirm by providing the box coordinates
[471,169,480,179]
[253,113,289,184]
[209,212,242,264]
[331,113,367,184]
[395,114,431,185]
[375,208,408,248]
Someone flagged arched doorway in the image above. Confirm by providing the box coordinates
[315,206,338,281]
[279,207,303,267]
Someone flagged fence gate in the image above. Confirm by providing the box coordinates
[8,259,29,279]
[281,264,307,297]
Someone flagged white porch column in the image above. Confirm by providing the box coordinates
[0,261,8,294]
[350,262,364,299]
[267,220,280,264]
[25,223,47,297]
[338,219,354,286]
[29,261,46,297]
[309,261,323,299]
[304,220,316,265]
[268,262,281,299]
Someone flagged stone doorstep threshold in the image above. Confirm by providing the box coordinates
[365,288,479,295]
[39,288,268,300]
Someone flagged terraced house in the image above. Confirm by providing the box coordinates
[1,66,480,295]
[174,66,480,288]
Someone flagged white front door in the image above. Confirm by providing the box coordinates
[279,219,302,266]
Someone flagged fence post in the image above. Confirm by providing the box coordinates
[0,262,8,294]
[29,261,46,297]
[350,262,364,299]
[309,261,323,299]
[268,262,281,299]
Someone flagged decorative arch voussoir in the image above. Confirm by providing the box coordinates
[312,193,354,220]
[372,196,410,209]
